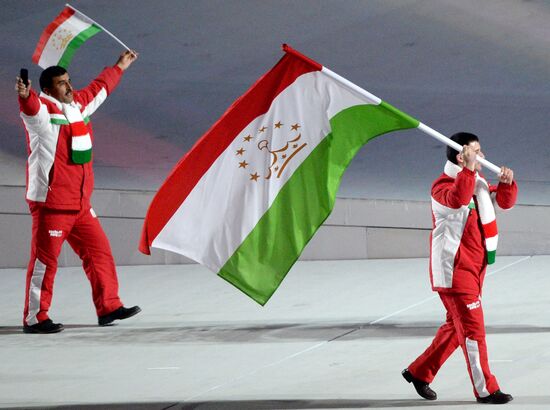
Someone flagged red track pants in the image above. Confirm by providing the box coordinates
[407,293,499,399]
[23,206,123,326]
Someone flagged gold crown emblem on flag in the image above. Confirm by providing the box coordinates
[52,28,74,51]
[236,122,307,182]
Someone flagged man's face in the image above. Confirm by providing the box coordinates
[45,73,73,103]
[459,141,484,171]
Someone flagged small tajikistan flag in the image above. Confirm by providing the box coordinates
[139,45,420,305]
[32,5,102,69]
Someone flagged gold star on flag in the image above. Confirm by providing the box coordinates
[244,135,252,142]
[239,160,249,169]
[236,148,245,156]
[274,121,283,129]
[291,123,300,131]
[250,172,260,181]
[259,126,267,133]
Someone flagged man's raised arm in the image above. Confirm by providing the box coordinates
[78,49,139,116]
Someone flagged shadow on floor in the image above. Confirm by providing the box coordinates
[0,324,100,335]
[2,322,550,342]
[2,398,474,409]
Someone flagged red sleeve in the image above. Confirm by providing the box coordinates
[18,89,41,116]
[76,65,123,108]
[432,168,476,209]
[495,180,518,210]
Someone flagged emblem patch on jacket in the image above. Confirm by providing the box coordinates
[48,230,63,238]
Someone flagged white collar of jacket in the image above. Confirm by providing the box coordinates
[39,92,63,110]
[39,92,82,111]
[443,160,475,179]
[443,160,490,192]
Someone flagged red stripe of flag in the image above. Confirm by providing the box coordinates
[70,121,88,136]
[32,7,75,64]
[139,45,322,254]
[483,220,498,237]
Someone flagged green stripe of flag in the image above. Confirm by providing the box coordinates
[218,101,419,305]
[58,24,102,69]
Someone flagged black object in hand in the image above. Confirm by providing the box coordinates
[20,68,29,87]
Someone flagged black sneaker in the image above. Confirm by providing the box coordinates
[476,390,513,404]
[402,368,437,400]
[23,319,64,334]
[98,305,141,326]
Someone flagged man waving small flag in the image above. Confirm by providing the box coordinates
[33,4,131,69]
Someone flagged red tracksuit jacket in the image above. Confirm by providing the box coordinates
[19,66,123,210]
[429,164,517,295]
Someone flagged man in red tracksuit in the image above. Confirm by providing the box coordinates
[402,132,517,404]
[16,50,141,334]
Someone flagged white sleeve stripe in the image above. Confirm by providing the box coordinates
[431,197,469,217]
[81,88,108,118]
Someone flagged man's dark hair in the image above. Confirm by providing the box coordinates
[39,66,67,91]
[447,132,479,164]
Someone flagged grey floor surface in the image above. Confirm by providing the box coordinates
[0,256,548,409]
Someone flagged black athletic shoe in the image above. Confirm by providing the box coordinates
[23,319,64,334]
[476,390,513,404]
[98,305,141,326]
[402,368,437,400]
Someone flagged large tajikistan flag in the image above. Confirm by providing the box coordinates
[140,45,419,305]
[32,5,102,69]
